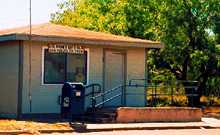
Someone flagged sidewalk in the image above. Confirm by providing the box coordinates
[202,118,220,128]
[83,118,220,132]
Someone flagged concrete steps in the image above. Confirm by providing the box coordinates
[85,107,117,123]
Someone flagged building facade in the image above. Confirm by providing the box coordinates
[0,23,162,118]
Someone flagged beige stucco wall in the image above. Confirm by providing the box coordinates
[84,47,103,110]
[22,41,62,114]
[0,41,19,117]
[22,41,104,114]
[126,48,146,106]
[22,41,146,114]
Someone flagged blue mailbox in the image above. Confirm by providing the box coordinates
[61,82,85,119]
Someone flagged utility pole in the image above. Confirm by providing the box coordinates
[29,0,32,36]
[28,0,32,113]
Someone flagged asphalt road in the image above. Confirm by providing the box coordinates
[43,129,220,135]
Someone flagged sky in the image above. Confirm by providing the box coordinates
[0,0,64,30]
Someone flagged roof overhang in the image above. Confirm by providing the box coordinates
[0,33,164,49]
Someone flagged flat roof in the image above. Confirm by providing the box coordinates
[0,23,163,48]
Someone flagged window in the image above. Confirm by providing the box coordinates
[43,49,87,84]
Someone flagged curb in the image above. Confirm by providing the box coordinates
[85,125,216,132]
[0,126,220,135]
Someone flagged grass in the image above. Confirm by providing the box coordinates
[147,95,188,107]
[146,87,220,107]
[200,96,220,106]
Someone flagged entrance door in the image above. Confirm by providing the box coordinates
[104,50,125,107]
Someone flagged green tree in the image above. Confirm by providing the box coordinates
[151,0,220,106]
[51,0,160,39]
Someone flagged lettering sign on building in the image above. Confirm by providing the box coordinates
[48,44,85,54]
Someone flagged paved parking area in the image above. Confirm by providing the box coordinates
[43,129,220,135]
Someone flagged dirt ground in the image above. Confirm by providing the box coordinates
[0,119,72,132]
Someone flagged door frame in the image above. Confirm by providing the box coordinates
[102,48,127,107]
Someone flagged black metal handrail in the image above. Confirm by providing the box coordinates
[84,83,102,97]
[94,93,122,108]
[91,84,148,109]
[90,79,145,110]
[145,79,199,107]
[89,79,200,111]
[129,79,198,86]
[129,78,147,86]
[92,85,123,99]
[91,85,124,108]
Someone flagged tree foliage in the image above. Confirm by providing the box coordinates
[51,0,161,39]
[151,1,220,100]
